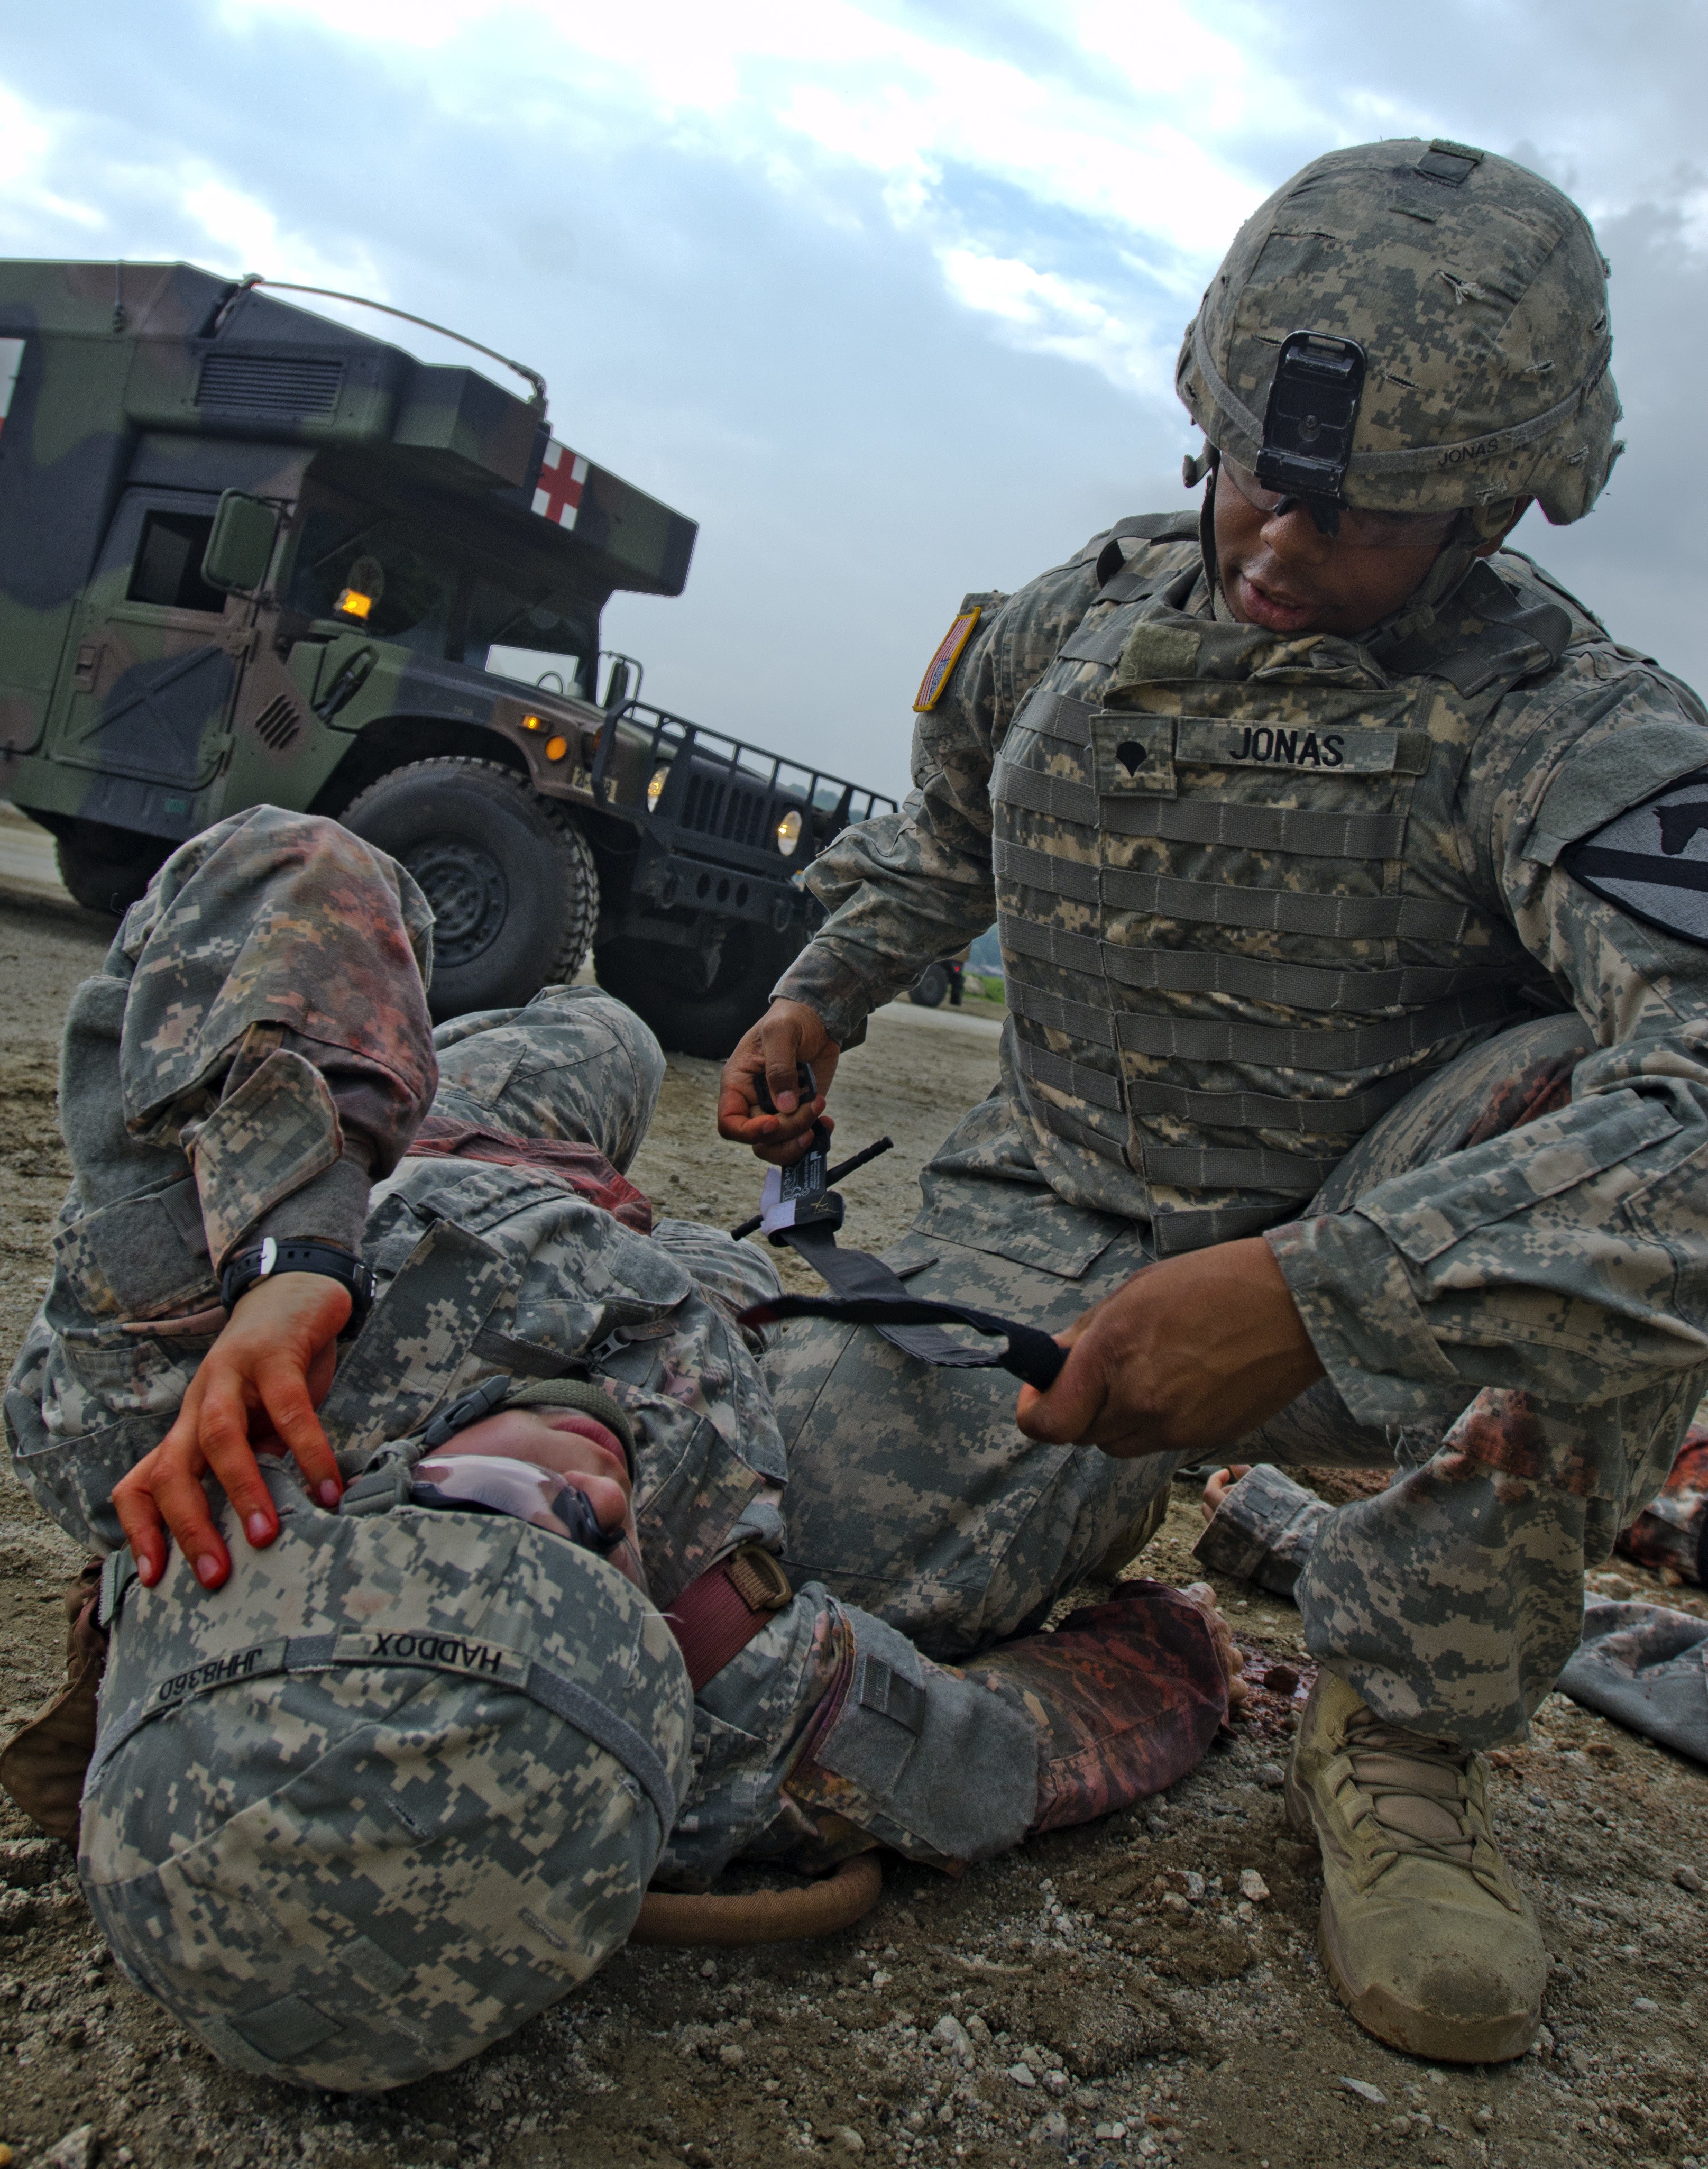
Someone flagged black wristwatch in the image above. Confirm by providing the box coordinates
[219,1238,375,1340]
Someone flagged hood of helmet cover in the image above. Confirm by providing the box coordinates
[1176,139,1623,524]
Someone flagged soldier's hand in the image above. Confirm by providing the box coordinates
[113,1273,351,1591]
[717,999,841,1165]
[1014,1239,1323,1459]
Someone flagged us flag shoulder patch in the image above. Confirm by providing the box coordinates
[1565,768,1708,946]
[913,607,981,712]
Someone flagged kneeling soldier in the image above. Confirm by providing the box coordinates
[722,139,1705,2063]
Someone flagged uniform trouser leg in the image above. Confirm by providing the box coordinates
[5,810,435,1554]
[767,1097,1178,1664]
[1244,1013,1707,1747]
[430,987,665,1169]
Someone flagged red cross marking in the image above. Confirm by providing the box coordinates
[532,438,589,528]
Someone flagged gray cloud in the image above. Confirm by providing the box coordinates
[2,0,1704,800]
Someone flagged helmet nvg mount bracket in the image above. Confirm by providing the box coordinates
[1254,330,1369,536]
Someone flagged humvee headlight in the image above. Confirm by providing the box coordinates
[776,808,803,856]
[545,735,568,762]
[334,588,374,620]
[646,766,669,812]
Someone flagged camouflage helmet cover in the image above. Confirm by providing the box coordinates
[1176,139,1622,524]
[79,1457,692,2093]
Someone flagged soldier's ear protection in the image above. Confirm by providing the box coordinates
[1255,331,1368,537]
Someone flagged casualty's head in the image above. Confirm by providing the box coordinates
[1174,138,1622,639]
[78,1378,689,2093]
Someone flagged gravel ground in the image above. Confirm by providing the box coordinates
[1,856,1705,2169]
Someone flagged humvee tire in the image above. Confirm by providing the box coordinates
[908,962,950,1009]
[53,821,171,916]
[594,921,799,1060]
[342,757,598,1023]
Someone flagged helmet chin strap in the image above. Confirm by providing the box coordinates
[1367,495,1525,653]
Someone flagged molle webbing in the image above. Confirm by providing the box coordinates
[1012,688,1099,745]
[1123,1068,1418,1133]
[1000,917,1498,1011]
[1016,1039,1122,1111]
[1005,974,1510,1067]
[1012,1038,1417,1137]
[995,762,1099,826]
[994,761,1408,858]
[997,839,1099,903]
[996,838,1471,941]
[985,552,1569,1254]
[1142,1143,1336,1193]
[1019,1057,1333,1193]
[1055,612,1136,668]
[1101,868,1467,942]
[1155,1202,1303,1251]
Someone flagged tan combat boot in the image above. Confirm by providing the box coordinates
[1285,1671,1545,2063]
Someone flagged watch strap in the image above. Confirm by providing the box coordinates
[219,1237,375,1338]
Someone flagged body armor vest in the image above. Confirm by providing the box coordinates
[991,516,1582,1253]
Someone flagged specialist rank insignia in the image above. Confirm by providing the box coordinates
[913,607,982,712]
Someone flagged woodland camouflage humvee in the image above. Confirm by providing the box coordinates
[0,260,893,1051]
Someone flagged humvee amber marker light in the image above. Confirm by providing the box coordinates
[522,713,544,730]
[546,736,569,762]
[335,589,373,619]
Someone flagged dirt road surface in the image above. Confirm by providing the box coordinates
[1,848,1705,2169]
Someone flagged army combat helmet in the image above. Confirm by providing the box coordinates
[1176,138,1622,536]
[78,1448,692,2093]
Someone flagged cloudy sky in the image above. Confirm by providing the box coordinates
[4,1,1706,799]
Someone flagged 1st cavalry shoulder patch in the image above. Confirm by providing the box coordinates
[1564,770,1708,946]
[913,607,982,712]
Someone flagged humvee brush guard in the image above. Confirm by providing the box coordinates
[0,261,894,1052]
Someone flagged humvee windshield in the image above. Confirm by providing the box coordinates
[283,501,597,696]
[287,506,457,655]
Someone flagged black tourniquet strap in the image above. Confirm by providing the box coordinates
[776,1221,1012,1369]
[740,1278,1069,1392]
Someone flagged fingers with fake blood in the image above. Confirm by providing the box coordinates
[111,1271,352,1591]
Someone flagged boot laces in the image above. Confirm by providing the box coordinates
[1336,1716,1507,1896]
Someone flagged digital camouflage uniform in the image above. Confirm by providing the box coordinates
[3,806,1224,2091]
[770,139,1708,1753]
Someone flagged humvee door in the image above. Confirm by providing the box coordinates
[47,486,250,835]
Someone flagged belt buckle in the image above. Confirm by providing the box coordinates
[724,1545,793,1615]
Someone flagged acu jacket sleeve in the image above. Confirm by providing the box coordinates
[1271,650,1708,1437]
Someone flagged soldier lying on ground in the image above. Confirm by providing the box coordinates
[0,806,1239,2094]
[718,140,1708,2065]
